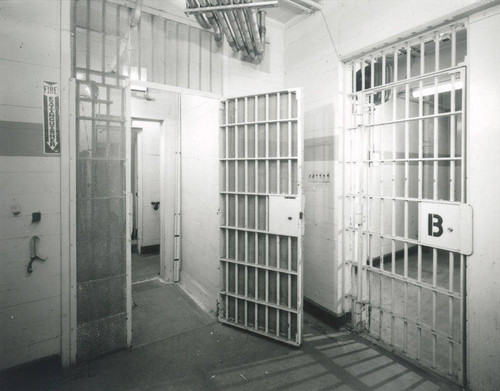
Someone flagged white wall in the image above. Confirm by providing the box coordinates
[284,13,341,313]
[179,95,220,316]
[223,18,285,97]
[0,0,65,369]
[466,5,500,390]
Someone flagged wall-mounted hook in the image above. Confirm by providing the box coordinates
[151,201,160,211]
[27,236,46,274]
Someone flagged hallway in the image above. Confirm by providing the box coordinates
[1,282,459,391]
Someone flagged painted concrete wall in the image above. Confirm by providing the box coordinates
[284,14,341,313]
[0,0,64,369]
[179,95,220,316]
[222,18,285,97]
[466,6,500,390]
[134,121,161,249]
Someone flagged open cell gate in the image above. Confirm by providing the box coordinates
[345,24,468,384]
[219,89,304,345]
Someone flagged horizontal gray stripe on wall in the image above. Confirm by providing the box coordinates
[0,121,60,157]
[304,136,335,161]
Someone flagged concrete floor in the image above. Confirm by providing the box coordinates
[132,251,160,283]
[1,281,460,391]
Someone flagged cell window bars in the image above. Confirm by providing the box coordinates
[219,90,303,346]
[345,23,467,384]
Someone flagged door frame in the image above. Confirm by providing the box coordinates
[130,115,175,282]
[131,120,163,257]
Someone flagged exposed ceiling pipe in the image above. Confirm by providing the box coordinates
[199,0,223,46]
[130,0,144,27]
[186,0,272,63]
[222,0,247,52]
[109,0,143,74]
[255,10,266,63]
[235,0,256,57]
[246,0,263,55]
[208,0,238,51]
[186,0,212,29]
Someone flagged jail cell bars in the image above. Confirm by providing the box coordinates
[345,23,467,384]
[73,0,130,360]
[219,91,303,345]
[75,0,223,94]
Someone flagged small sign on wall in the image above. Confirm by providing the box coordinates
[43,81,60,154]
[418,202,473,255]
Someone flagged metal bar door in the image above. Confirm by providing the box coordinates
[219,89,304,346]
[345,23,467,385]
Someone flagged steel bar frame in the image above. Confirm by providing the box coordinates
[344,23,467,385]
[219,89,303,346]
[73,0,132,359]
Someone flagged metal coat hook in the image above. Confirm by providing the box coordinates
[27,236,46,274]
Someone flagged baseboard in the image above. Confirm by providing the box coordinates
[140,244,160,255]
[304,297,351,328]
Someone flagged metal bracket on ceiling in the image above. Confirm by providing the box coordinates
[281,0,322,14]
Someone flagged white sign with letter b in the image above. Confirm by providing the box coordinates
[418,202,473,255]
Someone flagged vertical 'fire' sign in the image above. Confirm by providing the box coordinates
[43,81,60,154]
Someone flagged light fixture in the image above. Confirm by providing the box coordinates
[412,80,463,98]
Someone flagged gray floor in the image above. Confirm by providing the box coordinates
[132,251,160,283]
[132,280,213,347]
[1,281,460,391]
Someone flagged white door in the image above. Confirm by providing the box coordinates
[219,89,304,345]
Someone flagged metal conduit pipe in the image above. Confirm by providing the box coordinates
[246,0,263,55]
[234,0,256,57]
[255,10,266,63]
[199,0,223,46]
[209,0,238,51]
[186,0,212,30]
[188,0,268,61]
[222,0,246,51]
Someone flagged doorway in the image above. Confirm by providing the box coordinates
[131,120,162,284]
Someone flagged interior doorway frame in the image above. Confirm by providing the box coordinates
[131,119,163,258]
[129,113,177,283]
